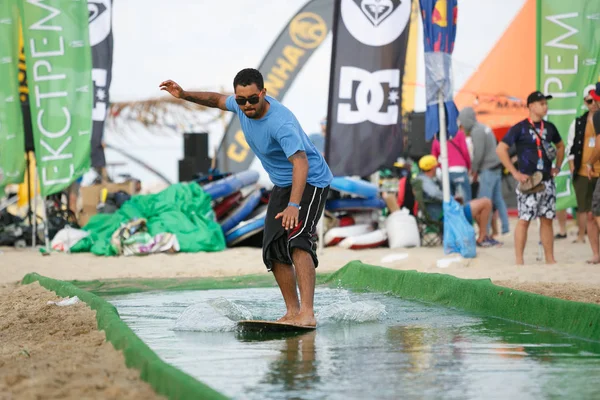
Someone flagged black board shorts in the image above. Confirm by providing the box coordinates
[262,183,329,271]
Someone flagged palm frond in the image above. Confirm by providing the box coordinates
[106,89,232,136]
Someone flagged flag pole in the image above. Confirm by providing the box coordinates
[32,166,38,248]
[438,91,451,202]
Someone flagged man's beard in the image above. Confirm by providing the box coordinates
[245,104,261,119]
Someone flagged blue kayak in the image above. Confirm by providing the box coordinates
[330,177,379,199]
[225,209,267,246]
[220,189,263,233]
[326,197,385,212]
[203,170,260,200]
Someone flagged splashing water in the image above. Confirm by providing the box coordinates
[317,300,387,324]
[173,297,252,332]
[207,297,253,321]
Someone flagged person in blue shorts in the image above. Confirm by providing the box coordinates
[160,69,332,327]
[415,155,496,247]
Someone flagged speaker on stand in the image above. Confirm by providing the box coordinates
[179,132,211,182]
[403,112,432,162]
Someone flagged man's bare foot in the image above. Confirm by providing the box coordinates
[277,310,299,323]
[516,258,524,265]
[545,259,557,265]
[286,312,316,327]
[586,257,600,264]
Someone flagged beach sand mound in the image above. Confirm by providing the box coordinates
[0,282,164,400]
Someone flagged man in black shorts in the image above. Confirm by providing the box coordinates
[496,91,565,265]
[160,69,332,327]
[584,83,600,234]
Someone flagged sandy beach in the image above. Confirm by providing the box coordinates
[2,222,600,302]
[0,282,163,400]
[2,219,600,398]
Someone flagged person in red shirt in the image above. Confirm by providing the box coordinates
[431,129,472,202]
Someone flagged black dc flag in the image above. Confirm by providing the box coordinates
[326,0,412,176]
[88,0,114,169]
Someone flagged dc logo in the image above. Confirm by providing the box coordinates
[92,69,108,121]
[341,0,410,47]
[88,0,112,47]
[337,66,400,126]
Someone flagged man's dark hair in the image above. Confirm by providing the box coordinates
[233,68,264,91]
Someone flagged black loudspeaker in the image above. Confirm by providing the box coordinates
[183,132,209,158]
[179,132,211,182]
[403,112,432,161]
[178,159,198,182]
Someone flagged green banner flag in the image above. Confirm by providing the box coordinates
[19,0,92,197]
[0,0,26,192]
[537,1,600,210]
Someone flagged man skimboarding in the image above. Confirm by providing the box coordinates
[160,68,332,327]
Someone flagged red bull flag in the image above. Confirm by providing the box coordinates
[419,0,459,140]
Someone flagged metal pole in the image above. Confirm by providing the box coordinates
[438,91,451,203]
[42,195,51,254]
[32,166,38,248]
[26,152,32,228]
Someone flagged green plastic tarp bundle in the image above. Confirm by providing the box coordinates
[71,182,226,256]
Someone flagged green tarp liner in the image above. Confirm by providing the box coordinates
[325,261,600,342]
[20,262,600,398]
[71,182,226,256]
[70,273,334,297]
[21,273,229,400]
[65,262,600,342]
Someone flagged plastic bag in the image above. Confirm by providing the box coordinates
[386,208,420,248]
[443,198,476,258]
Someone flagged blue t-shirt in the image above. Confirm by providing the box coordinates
[502,118,562,180]
[226,95,333,188]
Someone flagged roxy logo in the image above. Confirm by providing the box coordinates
[88,0,112,47]
[337,66,400,126]
[359,0,396,26]
[341,0,410,46]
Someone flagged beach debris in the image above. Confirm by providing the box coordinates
[436,256,463,269]
[381,253,409,263]
[47,296,80,307]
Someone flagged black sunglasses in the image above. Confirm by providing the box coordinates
[235,95,260,106]
[585,98,594,105]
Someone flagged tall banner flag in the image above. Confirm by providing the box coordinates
[19,0,93,197]
[88,0,113,170]
[0,0,26,191]
[420,0,458,141]
[217,0,334,173]
[537,1,600,210]
[326,0,412,177]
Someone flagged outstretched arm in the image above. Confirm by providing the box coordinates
[159,80,229,111]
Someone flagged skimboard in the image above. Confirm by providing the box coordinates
[237,320,316,332]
